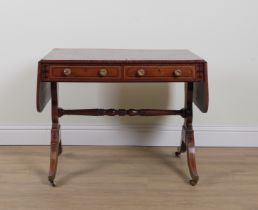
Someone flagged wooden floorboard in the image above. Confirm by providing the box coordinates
[0,146,258,210]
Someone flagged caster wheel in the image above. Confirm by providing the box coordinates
[175,151,181,158]
[189,176,199,186]
[48,176,56,187]
[189,179,197,186]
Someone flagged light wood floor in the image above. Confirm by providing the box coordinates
[0,146,258,210]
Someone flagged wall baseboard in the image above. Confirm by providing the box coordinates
[0,125,258,147]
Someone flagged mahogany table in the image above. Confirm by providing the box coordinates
[37,49,209,186]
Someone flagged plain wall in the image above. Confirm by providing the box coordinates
[0,0,258,128]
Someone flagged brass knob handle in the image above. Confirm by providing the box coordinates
[99,68,108,77]
[174,69,182,77]
[63,68,72,76]
[137,69,145,77]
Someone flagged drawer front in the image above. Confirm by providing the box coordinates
[124,65,196,81]
[46,66,122,81]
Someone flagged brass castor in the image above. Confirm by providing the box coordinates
[175,151,181,157]
[189,180,197,186]
[48,176,56,187]
[189,176,199,186]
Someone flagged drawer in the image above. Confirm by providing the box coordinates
[124,65,196,81]
[46,66,122,81]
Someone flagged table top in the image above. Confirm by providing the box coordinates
[37,48,208,114]
[41,48,205,64]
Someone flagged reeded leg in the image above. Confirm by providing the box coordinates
[175,82,199,186]
[48,82,61,187]
[185,127,199,186]
[48,124,60,187]
[175,126,187,157]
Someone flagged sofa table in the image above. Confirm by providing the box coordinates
[36,48,209,186]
